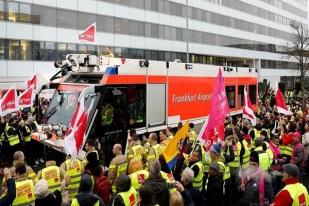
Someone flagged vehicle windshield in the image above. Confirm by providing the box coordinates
[44,90,79,126]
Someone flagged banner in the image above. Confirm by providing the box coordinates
[18,88,34,109]
[78,23,96,44]
[200,69,229,150]
[275,85,292,115]
[243,86,256,126]
[0,86,18,116]
[27,74,37,89]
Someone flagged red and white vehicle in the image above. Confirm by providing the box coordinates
[34,54,258,163]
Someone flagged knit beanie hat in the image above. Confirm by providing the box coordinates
[282,163,299,177]
[210,143,221,156]
[35,179,51,199]
[249,151,259,164]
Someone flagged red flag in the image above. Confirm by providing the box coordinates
[18,88,34,109]
[64,92,94,158]
[200,69,229,150]
[0,86,18,116]
[78,23,96,43]
[27,74,36,89]
[243,87,256,126]
[275,86,292,115]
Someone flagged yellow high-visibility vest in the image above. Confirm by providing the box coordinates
[12,179,35,206]
[23,126,31,142]
[112,187,138,206]
[41,165,61,192]
[7,126,20,146]
[227,142,241,168]
[242,140,251,169]
[65,159,82,199]
[129,170,149,191]
[282,182,309,206]
[190,161,204,191]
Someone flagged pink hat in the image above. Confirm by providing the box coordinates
[294,131,301,140]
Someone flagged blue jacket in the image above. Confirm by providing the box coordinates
[0,178,16,206]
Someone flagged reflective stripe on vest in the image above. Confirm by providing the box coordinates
[228,142,241,168]
[282,183,309,206]
[23,126,31,142]
[113,187,138,206]
[129,170,149,191]
[152,144,162,159]
[71,198,100,206]
[7,126,19,146]
[255,147,271,171]
[42,166,61,192]
[131,145,143,160]
[65,159,82,198]
[12,179,35,206]
[242,140,251,169]
[191,161,204,191]
[217,161,230,180]
[161,171,174,183]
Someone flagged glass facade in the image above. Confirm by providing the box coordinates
[0,0,305,72]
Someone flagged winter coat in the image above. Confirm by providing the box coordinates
[0,178,16,206]
[35,190,62,206]
[184,183,202,206]
[143,176,170,206]
[205,174,224,206]
[238,170,274,206]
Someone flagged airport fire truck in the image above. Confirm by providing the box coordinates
[33,54,258,164]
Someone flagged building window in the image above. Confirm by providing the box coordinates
[32,5,57,26]
[19,3,31,23]
[7,2,18,22]
[249,85,257,104]
[238,85,245,107]
[0,0,4,20]
[8,40,20,60]
[77,12,96,30]
[226,86,236,108]
[20,40,31,60]
[0,39,4,59]
[56,9,77,29]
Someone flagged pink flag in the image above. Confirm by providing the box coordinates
[64,92,94,158]
[18,88,34,109]
[275,86,292,115]
[201,69,229,150]
[243,87,256,126]
[0,86,18,116]
[78,23,96,44]
[27,74,37,89]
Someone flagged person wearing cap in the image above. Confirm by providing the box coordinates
[210,141,234,206]
[269,134,286,194]
[205,162,224,206]
[112,174,138,206]
[238,151,274,206]
[240,126,252,170]
[71,174,105,206]
[271,163,309,206]
[188,148,204,191]
[253,137,272,172]
[290,131,306,173]
[34,179,62,206]
[280,121,297,163]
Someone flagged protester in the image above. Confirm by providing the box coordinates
[34,179,62,206]
[0,168,16,206]
[71,174,105,206]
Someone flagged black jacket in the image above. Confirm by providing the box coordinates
[76,192,105,206]
[143,176,170,206]
[0,178,16,206]
[238,172,274,206]
[185,183,202,206]
[35,190,62,206]
[205,174,224,206]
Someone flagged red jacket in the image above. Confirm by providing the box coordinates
[272,177,299,206]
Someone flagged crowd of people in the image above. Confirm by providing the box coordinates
[0,90,309,206]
